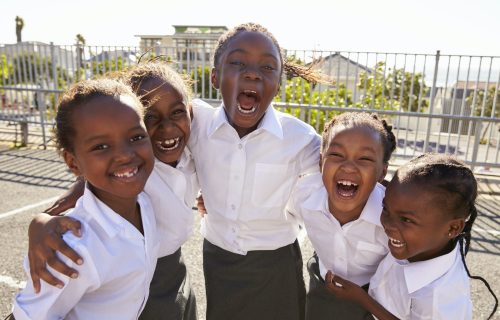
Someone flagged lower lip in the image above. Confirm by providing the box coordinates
[237,104,257,115]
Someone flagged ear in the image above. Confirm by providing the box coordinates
[448,218,466,238]
[378,163,389,183]
[211,67,220,89]
[63,150,83,177]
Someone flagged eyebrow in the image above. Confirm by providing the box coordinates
[83,125,145,144]
[329,142,376,153]
[226,48,279,61]
[382,200,416,215]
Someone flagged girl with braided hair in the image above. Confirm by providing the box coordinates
[324,153,498,320]
[287,111,396,319]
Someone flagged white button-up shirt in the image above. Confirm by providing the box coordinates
[368,244,472,319]
[145,149,198,257]
[288,173,388,286]
[13,187,159,320]
[189,99,320,254]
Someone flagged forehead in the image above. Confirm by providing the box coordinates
[223,31,280,60]
[75,95,141,121]
[327,124,382,147]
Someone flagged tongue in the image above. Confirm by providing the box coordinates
[238,93,256,110]
[337,184,357,197]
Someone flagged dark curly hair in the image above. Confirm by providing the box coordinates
[212,22,329,84]
[321,112,396,164]
[55,78,142,153]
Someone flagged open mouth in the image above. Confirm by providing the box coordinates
[155,137,181,151]
[236,90,259,114]
[389,237,406,248]
[336,180,359,198]
[113,166,139,179]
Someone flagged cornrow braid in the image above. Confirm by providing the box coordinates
[212,22,329,85]
[321,112,396,163]
[399,153,498,319]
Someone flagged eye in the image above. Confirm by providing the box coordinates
[359,157,375,162]
[230,60,244,66]
[144,113,159,122]
[400,216,413,224]
[92,144,109,151]
[130,134,146,142]
[262,65,276,71]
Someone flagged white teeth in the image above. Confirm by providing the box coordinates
[389,237,405,248]
[237,103,256,114]
[114,167,138,178]
[338,180,358,187]
[156,137,180,151]
[243,90,257,95]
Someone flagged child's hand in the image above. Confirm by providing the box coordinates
[196,192,207,217]
[28,213,83,293]
[324,270,367,303]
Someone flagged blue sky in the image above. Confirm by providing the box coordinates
[1,0,499,56]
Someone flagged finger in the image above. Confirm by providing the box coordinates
[37,267,65,289]
[332,275,348,287]
[325,270,334,284]
[46,255,79,279]
[51,237,83,266]
[28,254,42,293]
[61,218,82,237]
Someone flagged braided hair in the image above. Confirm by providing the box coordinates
[321,112,396,164]
[397,153,498,319]
[212,22,329,84]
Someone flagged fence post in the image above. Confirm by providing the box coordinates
[423,50,440,153]
[38,91,47,149]
[20,121,28,146]
[470,120,482,171]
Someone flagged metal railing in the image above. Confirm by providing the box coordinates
[1,43,499,170]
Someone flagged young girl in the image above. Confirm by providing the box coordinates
[324,153,498,320]
[12,79,158,319]
[26,62,199,320]
[188,22,327,320]
[127,61,198,320]
[287,112,396,319]
[25,23,327,320]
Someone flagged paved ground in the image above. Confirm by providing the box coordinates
[0,146,499,319]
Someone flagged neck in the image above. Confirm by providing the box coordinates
[328,200,366,226]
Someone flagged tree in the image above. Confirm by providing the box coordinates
[466,86,500,142]
[357,61,429,112]
[15,16,24,43]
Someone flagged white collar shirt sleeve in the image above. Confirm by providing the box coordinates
[296,176,388,286]
[189,99,320,254]
[13,187,159,320]
[145,152,197,257]
[368,244,472,319]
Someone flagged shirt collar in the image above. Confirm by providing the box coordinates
[302,181,384,227]
[81,183,133,238]
[207,103,284,139]
[401,244,460,294]
[357,183,385,227]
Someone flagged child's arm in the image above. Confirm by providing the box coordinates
[27,178,85,292]
[324,271,400,320]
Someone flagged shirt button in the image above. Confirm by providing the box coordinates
[231,204,236,210]
[238,144,243,149]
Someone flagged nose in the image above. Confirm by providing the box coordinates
[243,65,262,80]
[114,142,135,163]
[339,160,357,173]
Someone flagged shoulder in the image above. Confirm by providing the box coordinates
[274,107,319,137]
[192,99,217,118]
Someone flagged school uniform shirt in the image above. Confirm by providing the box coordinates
[368,244,472,319]
[288,172,388,286]
[13,186,159,320]
[145,149,199,257]
[189,99,321,255]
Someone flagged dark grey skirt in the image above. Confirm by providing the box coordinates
[139,248,197,320]
[305,254,374,320]
[203,239,306,320]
